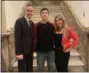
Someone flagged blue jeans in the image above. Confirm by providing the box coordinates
[37,50,56,72]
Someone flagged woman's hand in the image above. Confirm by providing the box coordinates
[63,48,72,53]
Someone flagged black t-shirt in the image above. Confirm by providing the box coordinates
[36,22,55,52]
[54,33,63,49]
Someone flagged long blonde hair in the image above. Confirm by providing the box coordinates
[54,15,68,37]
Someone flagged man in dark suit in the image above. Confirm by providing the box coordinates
[14,3,34,72]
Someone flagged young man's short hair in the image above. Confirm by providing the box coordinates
[40,8,49,14]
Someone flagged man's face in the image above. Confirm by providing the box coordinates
[25,6,34,19]
[40,10,49,20]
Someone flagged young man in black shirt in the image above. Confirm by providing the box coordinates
[36,8,56,72]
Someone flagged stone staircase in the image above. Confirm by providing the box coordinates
[12,49,84,72]
[12,1,85,72]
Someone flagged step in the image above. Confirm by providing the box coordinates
[33,12,61,16]
[32,18,54,21]
[34,9,61,12]
[33,20,54,23]
[33,49,81,60]
[33,58,84,67]
[69,58,84,66]
[34,4,60,7]
[12,51,84,72]
[38,1,56,4]
[32,15,58,18]
[32,16,58,20]
[12,51,83,68]
[12,58,84,67]
[33,58,85,72]
[33,50,80,57]
[34,6,60,9]
[32,17,60,19]
[68,59,85,72]
[33,12,62,16]
[69,66,85,72]
[34,8,60,12]
[33,51,80,61]
[12,59,84,72]
[33,1,60,5]
[70,49,80,60]
[33,6,60,9]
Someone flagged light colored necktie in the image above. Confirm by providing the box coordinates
[28,21,31,27]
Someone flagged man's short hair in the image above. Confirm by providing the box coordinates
[40,8,49,14]
[24,2,32,8]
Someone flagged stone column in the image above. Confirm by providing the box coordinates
[82,29,89,72]
[87,34,89,71]
[8,32,16,71]
[1,32,12,71]
[1,35,10,71]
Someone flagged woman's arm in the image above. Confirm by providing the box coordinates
[69,28,79,48]
[63,28,79,53]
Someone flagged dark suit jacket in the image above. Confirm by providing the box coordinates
[14,17,34,55]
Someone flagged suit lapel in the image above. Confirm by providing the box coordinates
[23,17,30,28]
[22,17,33,36]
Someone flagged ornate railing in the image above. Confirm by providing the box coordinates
[1,31,16,72]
